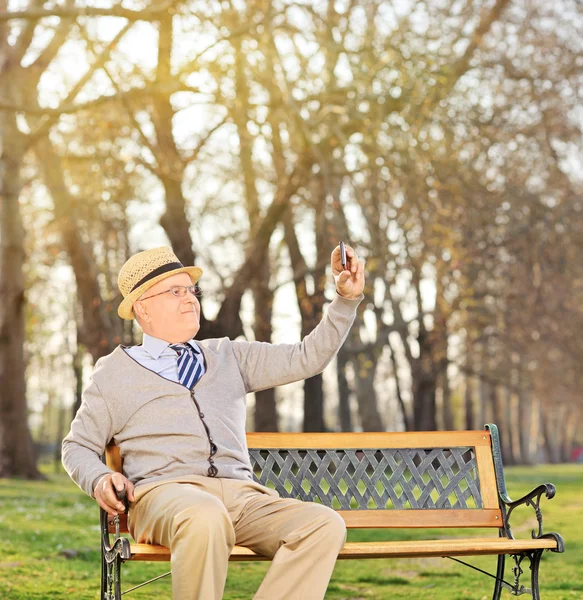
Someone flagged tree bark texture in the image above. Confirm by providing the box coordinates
[336,346,352,432]
[0,114,42,478]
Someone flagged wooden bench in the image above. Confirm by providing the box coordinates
[100,424,563,599]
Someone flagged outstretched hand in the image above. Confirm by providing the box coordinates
[331,244,365,299]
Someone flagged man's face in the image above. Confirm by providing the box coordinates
[133,272,201,343]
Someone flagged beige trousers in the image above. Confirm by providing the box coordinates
[128,475,347,600]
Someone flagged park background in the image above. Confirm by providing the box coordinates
[0,0,582,598]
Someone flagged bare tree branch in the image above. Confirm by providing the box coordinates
[25,20,134,147]
[0,83,203,115]
[183,115,228,164]
[0,2,180,23]
[7,0,45,64]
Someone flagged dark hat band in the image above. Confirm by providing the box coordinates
[130,261,184,292]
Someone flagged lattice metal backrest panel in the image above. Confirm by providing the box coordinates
[249,448,482,509]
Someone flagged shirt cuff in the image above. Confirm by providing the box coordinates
[329,291,364,315]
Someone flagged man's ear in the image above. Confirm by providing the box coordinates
[133,300,149,323]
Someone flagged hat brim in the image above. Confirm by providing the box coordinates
[118,266,203,320]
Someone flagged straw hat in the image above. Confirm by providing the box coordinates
[117,246,203,320]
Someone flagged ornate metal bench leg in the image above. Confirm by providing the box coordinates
[499,551,544,598]
[101,547,107,600]
[101,551,122,600]
[100,507,130,600]
[529,550,543,600]
[492,554,505,600]
[101,550,122,600]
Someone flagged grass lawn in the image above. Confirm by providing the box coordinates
[0,464,581,599]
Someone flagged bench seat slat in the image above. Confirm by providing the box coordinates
[129,537,558,562]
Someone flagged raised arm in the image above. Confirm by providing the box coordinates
[231,244,365,393]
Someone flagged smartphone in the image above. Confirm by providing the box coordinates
[340,241,347,270]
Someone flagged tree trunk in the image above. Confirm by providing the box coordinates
[387,336,411,431]
[502,387,516,466]
[152,14,222,341]
[154,15,195,268]
[54,403,66,474]
[253,262,278,431]
[279,186,327,432]
[491,383,502,430]
[336,346,352,432]
[72,335,84,419]
[212,156,311,340]
[517,386,534,465]
[487,383,502,424]
[353,348,383,431]
[478,377,489,428]
[300,289,326,432]
[231,30,278,432]
[36,140,122,361]
[464,373,474,430]
[491,384,513,464]
[412,330,438,431]
[0,115,42,479]
[412,335,438,431]
[561,407,578,463]
[441,364,455,430]
[303,374,325,432]
[541,406,561,464]
[412,376,437,431]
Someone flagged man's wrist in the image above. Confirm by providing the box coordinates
[335,288,359,300]
[331,291,364,315]
[92,472,111,496]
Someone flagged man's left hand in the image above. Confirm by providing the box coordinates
[331,244,365,299]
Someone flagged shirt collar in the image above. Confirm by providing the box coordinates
[142,333,200,360]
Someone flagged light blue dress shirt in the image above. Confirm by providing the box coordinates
[123,333,206,384]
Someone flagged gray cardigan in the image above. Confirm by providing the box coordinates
[62,293,363,497]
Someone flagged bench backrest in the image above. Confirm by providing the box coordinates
[105,429,502,531]
[247,430,501,529]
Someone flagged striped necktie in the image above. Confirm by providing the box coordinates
[170,343,203,389]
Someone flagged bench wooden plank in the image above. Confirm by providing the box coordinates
[336,509,502,528]
[475,445,500,509]
[109,508,503,535]
[105,445,122,472]
[246,431,492,449]
[129,537,558,562]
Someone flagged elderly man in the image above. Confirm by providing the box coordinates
[62,243,365,600]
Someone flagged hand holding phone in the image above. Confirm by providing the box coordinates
[333,242,365,299]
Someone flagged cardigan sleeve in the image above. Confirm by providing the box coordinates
[61,377,116,498]
[230,292,363,394]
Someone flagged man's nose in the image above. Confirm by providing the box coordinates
[183,294,198,307]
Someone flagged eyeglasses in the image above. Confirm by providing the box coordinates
[140,285,201,301]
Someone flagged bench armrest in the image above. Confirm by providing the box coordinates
[500,483,555,509]
[485,424,563,551]
[499,484,564,551]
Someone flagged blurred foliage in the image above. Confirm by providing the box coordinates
[1,0,582,461]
